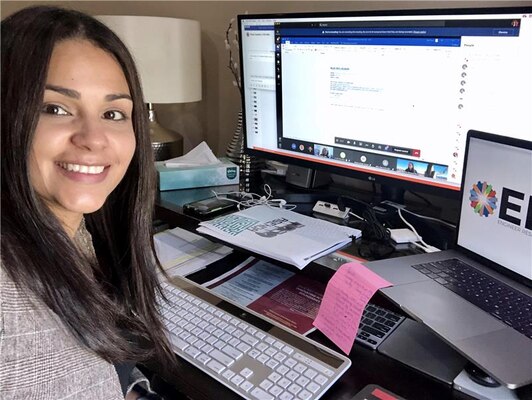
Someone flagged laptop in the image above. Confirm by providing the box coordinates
[365,130,532,389]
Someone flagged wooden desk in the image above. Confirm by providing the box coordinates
[150,188,493,400]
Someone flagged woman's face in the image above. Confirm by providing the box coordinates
[29,39,136,235]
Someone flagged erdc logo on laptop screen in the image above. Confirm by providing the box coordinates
[469,181,498,217]
[469,180,532,232]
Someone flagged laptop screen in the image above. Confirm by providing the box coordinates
[457,132,532,281]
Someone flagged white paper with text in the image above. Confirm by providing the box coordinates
[196,205,361,269]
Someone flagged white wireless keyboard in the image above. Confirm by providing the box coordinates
[158,279,351,400]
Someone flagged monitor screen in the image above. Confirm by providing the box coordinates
[239,8,532,197]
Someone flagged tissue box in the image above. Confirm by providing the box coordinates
[156,158,239,191]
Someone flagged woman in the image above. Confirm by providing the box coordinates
[405,161,417,174]
[1,6,176,399]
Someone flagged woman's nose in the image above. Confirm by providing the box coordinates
[71,117,109,151]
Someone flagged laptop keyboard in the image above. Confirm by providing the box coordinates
[356,303,404,350]
[412,258,532,339]
[159,280,351,400]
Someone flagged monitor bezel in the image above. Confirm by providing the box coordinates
[238,6,532,200]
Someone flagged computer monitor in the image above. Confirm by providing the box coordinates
[238,7,532,200]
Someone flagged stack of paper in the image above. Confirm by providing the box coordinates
[154,227,232,277]
[203,257,326,335]
[197,205,361,269]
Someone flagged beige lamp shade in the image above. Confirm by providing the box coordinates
[96,15,202,104]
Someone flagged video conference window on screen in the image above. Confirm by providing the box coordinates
[241,11,532,192]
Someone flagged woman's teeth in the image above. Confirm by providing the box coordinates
[59,162,105,174]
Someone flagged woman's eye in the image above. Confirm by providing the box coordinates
[103,110,127,121]
[42,104,69,116]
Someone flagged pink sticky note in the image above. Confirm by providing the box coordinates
[313,261,392,355]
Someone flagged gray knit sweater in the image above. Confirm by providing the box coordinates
[0,223,124,399]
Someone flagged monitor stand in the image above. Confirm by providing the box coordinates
[285,165,331,189]
[263,166,338,206]
[380,184,405,204]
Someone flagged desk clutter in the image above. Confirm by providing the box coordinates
[196,205,361,269]
[154,227,233,277]
[159,279,351,400]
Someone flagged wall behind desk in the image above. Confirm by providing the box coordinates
[2,1,529,157]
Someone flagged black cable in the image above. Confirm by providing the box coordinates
[337,195,391,243]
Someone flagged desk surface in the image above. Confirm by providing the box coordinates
[151,187,527,400]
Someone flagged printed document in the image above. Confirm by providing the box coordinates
[204,257,325,335]
[154,227,232,277]
[196,205,361,269]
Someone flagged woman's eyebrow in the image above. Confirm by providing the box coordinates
[45,84,132,102]
[105,93,132,102]
[45,84,80,99]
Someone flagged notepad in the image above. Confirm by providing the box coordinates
[313,261,392,354]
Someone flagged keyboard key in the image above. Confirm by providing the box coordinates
[285,358,297,368]
[303,368,317,380]
[268,372,282,383]
[251,387,274,400]
[231,375,245,386]
[288,383,302,395]
[269,385,283,396]
[241,380,254,392]
[266,359,279,369]
[222,369,235,380]
[296,376,310,387]
[260,379,274,391]
[210,349,234,366]
[242,334,259,346]
[207,360,225,374]
[240,367,254,378]
[278,377,291,388]
[222,344,243,360]
[280,393,294,400]
[314,374,328,385]
[307,382,321,393]
[298,390,312,400]
[196,353,211,365]
[184,346,201,358]
[257,354,269,364]
[286,370,300,381]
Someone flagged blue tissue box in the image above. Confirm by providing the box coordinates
[156,158,239,191]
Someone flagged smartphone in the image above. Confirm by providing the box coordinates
[182,196,236,219]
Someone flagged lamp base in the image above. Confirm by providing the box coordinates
[152,139,183,162]
[148,104,183,161]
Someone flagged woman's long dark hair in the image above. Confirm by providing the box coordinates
[1,6,176,367]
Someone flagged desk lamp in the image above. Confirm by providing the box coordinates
[96,15,202,161]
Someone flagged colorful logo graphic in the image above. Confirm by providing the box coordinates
[469,181,497,217]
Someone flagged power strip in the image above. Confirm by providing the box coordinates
[312,201,350,219]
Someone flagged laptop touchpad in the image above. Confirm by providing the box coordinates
[381,281,505,340]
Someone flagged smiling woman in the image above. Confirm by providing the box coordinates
[30,39,136,236]
[1,6,177,400]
